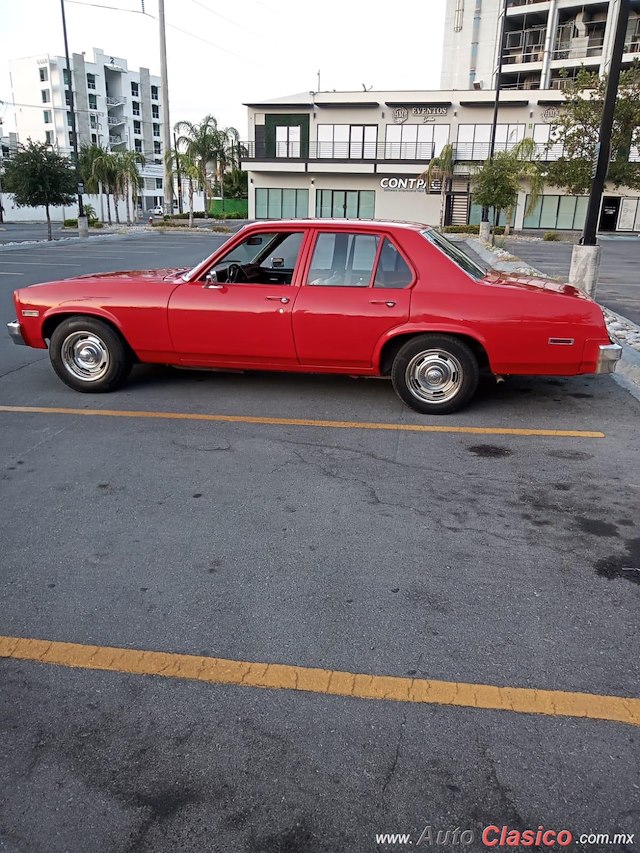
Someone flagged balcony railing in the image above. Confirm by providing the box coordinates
[106,95,126,107]
[553,40,604,60]
[242,140,440,162]
[109,134,124,145]
[107,115,125,126]
[241,140,567,164]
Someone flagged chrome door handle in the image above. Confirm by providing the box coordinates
[266,296,290,304]
[370,299,396,307]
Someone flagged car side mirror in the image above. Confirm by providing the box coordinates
[203,270,223,289]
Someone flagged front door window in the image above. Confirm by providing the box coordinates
[209,231,304,285]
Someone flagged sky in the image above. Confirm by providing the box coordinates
[0,0,447,140]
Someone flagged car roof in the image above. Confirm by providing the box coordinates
[243,219,433,232]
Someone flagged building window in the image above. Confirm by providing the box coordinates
[63,68,70,86]
[315,189,375,219]
[153,122,160,137]
[135,139,143,153]
[307,232,380,287]
[131,82,139,97]
[152,104,160,119]
[151,85,159,100]
[41,89,50,103]
[456,123,525,159]
[45,130,54,145]
[87,73,96,90]
[90,114,98,129]
[132,101,140,116]
[91,133,97,143]
[154,141,161,154]
[89,94,97,110]
[133,120,141,134]
[523,194,589,230]
[316,124,377,159]
[255,188,308,218]
[275,125,300,157]
[43,110,51,123]
[385,124,449,159]
[155,178,163,189]
[67,111,73,127]
[454,0,464,31]
[65,90,72,106]
[39,67,48,82]
[69,131,76,147]
[533,124,563,160]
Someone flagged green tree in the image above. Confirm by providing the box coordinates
[174,115,221,218]
[472,138,543,242]
[91,150,119,225]
[223,167,248,200]
[545,65,640,194]
[78,143,108,220]
[165,147,200,226]
[420,143,456,228]
[3,140,77,240]
[116,150,145,225]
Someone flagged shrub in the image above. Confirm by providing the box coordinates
[543,231,559,241]
[442,224,505,235]
[63,218,101,228]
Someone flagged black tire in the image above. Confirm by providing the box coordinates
[391,334,479,414]
[49,316,132,393]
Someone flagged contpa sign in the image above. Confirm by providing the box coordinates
[380,177,427,192]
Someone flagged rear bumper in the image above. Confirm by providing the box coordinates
[596,343,622,374]
[7,320,26,346]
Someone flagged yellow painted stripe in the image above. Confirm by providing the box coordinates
[0,406,605,438]
[0,635,636,727]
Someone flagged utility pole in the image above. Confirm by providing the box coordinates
[173,131,183,214]
[569,0,631,296]
[479,0,508,242]
[158,0,174,217]
[60,0,87,237]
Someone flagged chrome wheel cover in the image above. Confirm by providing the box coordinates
[405,349,463,404]
[60,331,111,382]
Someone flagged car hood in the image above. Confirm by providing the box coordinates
[482,271,588,299]
[71,268,189,282]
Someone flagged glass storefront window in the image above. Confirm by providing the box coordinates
[255,188,309,219]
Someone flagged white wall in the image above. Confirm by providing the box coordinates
[2,192,127,222]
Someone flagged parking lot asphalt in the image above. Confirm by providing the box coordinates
[1,233,639,852]
[504,237,640,326]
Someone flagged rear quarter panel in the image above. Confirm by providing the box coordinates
[399,231,607,375]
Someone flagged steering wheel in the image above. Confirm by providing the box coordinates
[227,263,247,283]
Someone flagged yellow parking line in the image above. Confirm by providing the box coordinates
[0,635,636,727]
[0,406,605,438]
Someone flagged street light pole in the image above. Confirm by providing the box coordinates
[569,0,631,295]
[158,0,174,217]
[60,0,87,237]
[480,0,508,242]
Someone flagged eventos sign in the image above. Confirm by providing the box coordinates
[393,106,448,123]
[380,177,427,192]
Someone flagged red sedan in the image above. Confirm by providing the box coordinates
[7,220,621,414]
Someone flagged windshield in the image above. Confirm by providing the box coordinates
[421,229,486,281]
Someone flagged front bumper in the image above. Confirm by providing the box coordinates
[596,343,623,374]
[7,320,26,346]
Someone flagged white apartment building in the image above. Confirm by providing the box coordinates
[441,0,639,91]
[242,89,640,233]
[9,47,166,211]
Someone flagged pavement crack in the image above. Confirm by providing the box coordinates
[381,711,407,800]
[0,357,48,380]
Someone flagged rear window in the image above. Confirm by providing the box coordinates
[421,229,486,281]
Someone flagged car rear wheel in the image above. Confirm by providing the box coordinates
[391,334,479,414]
[49,317,132,393]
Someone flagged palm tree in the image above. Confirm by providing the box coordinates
[91,151,119,225]
[166,147,199,226]
[420,143,456,229]
[116,150,145,225]
[78,143,107,220]
[174,115,221,218]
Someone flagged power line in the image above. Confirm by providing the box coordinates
[189,0,260,37]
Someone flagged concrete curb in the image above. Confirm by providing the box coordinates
[465,237,544,275]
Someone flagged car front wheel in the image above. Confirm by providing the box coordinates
[49,317,132,393]
[391,334,479,414]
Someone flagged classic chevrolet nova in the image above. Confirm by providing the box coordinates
[7,220,621,414]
